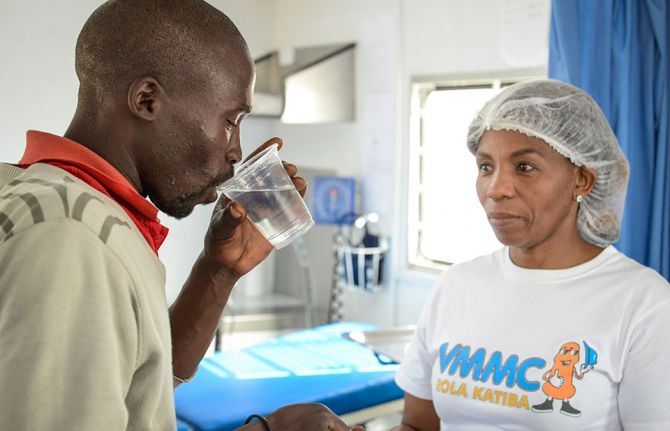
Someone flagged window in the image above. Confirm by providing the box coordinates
[408,78,531,268]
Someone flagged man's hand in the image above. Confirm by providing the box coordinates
[203,137,307,279]
[238,403,365,431]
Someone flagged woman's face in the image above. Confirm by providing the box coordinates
[475,130,580,250]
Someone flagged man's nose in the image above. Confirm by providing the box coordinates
[487,168,514,200]
[226,129,242,165]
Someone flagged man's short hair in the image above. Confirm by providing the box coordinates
[76,0,247,101]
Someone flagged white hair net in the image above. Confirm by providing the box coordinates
[467,79,629,247]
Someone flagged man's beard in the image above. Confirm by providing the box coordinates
[159,198,197,219]
[152,169,234,219]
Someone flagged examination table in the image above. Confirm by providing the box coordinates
[174,322,404,431]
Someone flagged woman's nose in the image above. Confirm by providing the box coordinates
[487,169,514,200]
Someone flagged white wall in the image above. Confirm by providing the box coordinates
[403,0,550,77]
[0,0,99,161]
[208,0,276,57]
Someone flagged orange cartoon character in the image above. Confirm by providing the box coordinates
[531,341,596,417]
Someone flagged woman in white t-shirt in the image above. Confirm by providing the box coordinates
[393,79,670,430]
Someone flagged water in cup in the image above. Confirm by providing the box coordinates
[217,144,314,249]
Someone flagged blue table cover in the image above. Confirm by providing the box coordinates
[175,322,403,431]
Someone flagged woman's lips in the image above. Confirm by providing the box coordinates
[487,212,522,228]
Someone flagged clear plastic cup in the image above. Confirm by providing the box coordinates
[217,144,314,249]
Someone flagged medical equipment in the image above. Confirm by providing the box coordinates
[328,213,389,322]
[336,213,388,292]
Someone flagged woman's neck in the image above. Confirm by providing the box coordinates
[509,239,604,270]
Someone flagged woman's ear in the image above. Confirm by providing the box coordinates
[575,166,598,197]
[127,77,164,121]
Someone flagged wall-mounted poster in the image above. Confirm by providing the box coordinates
[311,176,356,225]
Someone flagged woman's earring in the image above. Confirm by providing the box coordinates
[575,195,583,203]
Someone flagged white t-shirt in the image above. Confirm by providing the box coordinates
[396,246,670,430]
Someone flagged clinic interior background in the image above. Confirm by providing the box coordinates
[0,0,550,327]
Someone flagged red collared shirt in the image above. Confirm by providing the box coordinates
[19,131,169,254]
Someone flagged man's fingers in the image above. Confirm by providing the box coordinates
[283,161,297,177]
[213,193,231,214]
[329,417,353,431]
[211,201,246,240]
[228,201,245,220]
[283,161,307,197]
[292,177,307,197]
[243,137,283,163]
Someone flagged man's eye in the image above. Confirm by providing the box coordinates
[560,349,568,355]
[571,350,578,356]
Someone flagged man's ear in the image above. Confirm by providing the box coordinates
[127,77,164,121]
[575,166,598,197]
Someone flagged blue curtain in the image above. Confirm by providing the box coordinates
[549,0,670,280]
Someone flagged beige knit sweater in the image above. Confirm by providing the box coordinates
[0,163,176,430]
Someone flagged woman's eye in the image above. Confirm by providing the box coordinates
[478,163,491,174]
[517,162,534,172]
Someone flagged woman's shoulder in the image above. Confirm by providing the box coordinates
[608,247,669,286]
[605,247,670,308]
